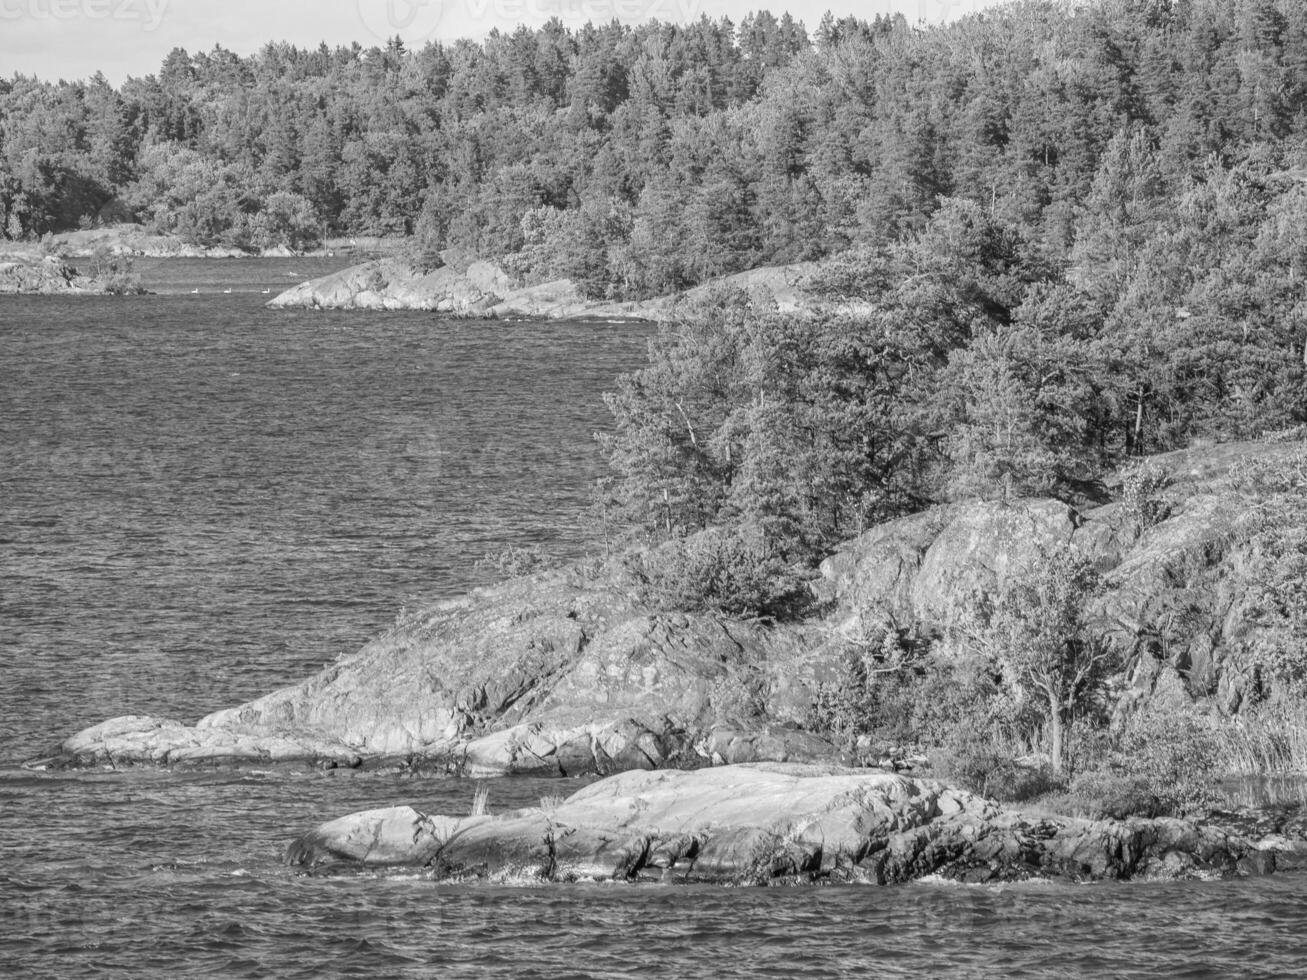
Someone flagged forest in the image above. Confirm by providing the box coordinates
[1,2,1303,499]
[1,1,1306,290]
[5,0,1307,576]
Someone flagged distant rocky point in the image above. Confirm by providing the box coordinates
[0,254,147,295]
[10,223,389,261]
[266,256,822,321]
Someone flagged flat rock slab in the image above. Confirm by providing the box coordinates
[285,763,1293,885]
[58,715,364,768]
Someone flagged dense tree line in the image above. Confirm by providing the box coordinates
[4,1,1307,293]
[4,0,1307,579]
[604,185,1307,570]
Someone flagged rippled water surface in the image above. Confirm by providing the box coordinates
[3,265,1307,978]
[1,266,647,761]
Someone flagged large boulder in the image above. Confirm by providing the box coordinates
[286,762,1294,884]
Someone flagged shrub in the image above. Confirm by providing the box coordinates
[1119,458,1170,532]
[100,271,144,295]
[986,760,1063,802]
[623,528,812,620]
[1061,709,1227,817]
[806,673,875,748]
[86,246,144,294]
[475,545,561,578]
[931,747,1063,803]
[804,637,1041,762]
[1054,771,1163,820]
[1122,711,1227,815]
[1227,448,1307,698]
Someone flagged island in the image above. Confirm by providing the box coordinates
[47,432,1307,884]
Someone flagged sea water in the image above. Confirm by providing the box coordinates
[3,265,1306,978]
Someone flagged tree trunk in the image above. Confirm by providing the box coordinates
[1049,701,1065,774]
[1133,390,1145,455]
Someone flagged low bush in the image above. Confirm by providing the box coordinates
[1115,710,1228,816]
[1044,709,1227,818]
[1119,458,1170,533]
[804,634,1044,763]
[475,545,562,578]
[623,528,813,620]
[1046,771,1163,820]
[931,747,1063,803]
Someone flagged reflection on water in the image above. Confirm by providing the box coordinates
[1220,775,1307,809]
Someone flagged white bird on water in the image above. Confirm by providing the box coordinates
[223,288,232,294]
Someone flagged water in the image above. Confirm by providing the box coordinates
[1,262,643,761]
[3,263,1307,978]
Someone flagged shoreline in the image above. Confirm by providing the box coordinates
[1,230,815,320]
[284,764,1303,886]
[263,255,822,322]
[2,223,409,262]
[42,437,1307,882]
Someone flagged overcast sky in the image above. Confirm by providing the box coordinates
[0,0,998,83]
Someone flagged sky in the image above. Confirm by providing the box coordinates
[0,0,999,84]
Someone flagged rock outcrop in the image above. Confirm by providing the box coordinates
[0,254,145,295]
[286,763,1302,884]
[816,435,1307,714]
[267,258,513,313]
[266,258,822,322]
[54,567,833,771]
[50,435,1306,771]
[43,223,302,258]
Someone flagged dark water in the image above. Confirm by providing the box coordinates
[1,263,641,760]
[3,265,1307,978]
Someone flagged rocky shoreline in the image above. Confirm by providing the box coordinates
[44,436,1307,775]
[286,763,1304,885]
[265,256,822,321]
[0,254,146,295]
[43,435,1307,887]
[39,223,372,260]
[9,224,820,319]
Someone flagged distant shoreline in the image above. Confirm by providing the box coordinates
[0,223,410,262]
